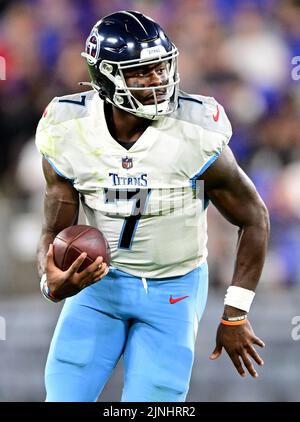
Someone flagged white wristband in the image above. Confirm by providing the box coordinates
[224,286,255,313]
[40,274,59,303]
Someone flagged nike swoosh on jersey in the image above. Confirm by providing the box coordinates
[213,105,220,122]
[169,295,189,304]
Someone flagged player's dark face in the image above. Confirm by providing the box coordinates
[123,62,169,105]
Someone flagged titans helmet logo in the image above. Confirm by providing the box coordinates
[85,30,101,64]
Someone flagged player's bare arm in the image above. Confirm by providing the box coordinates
[202,146,270,378]
[37,158,108,301]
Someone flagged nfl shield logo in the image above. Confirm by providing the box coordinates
[122,156,133,169]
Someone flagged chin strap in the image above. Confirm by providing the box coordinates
[78,81,108,100]
[78,81,99,90]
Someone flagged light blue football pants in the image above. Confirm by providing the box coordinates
[45,263,208,402]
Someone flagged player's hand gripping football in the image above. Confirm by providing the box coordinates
[209,319,265,378]
[45,244,109,301]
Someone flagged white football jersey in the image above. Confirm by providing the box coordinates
[36,90,232,278]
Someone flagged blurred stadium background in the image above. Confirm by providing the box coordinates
[1,0,300,402]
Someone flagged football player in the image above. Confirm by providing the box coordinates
[36,11,269,402]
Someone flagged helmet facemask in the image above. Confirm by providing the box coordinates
[81,46,180,120]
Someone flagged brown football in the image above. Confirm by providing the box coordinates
[53,225,111,272]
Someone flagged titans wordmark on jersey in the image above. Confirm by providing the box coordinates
[36,90,232,278]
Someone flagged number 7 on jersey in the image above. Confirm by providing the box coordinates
[104,188,152,249]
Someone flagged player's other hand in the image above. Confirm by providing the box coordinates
[209,320,265,378]
[45,244,109,300]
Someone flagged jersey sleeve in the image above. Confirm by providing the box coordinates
[35,97,75,180]
[198,97,232,175]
